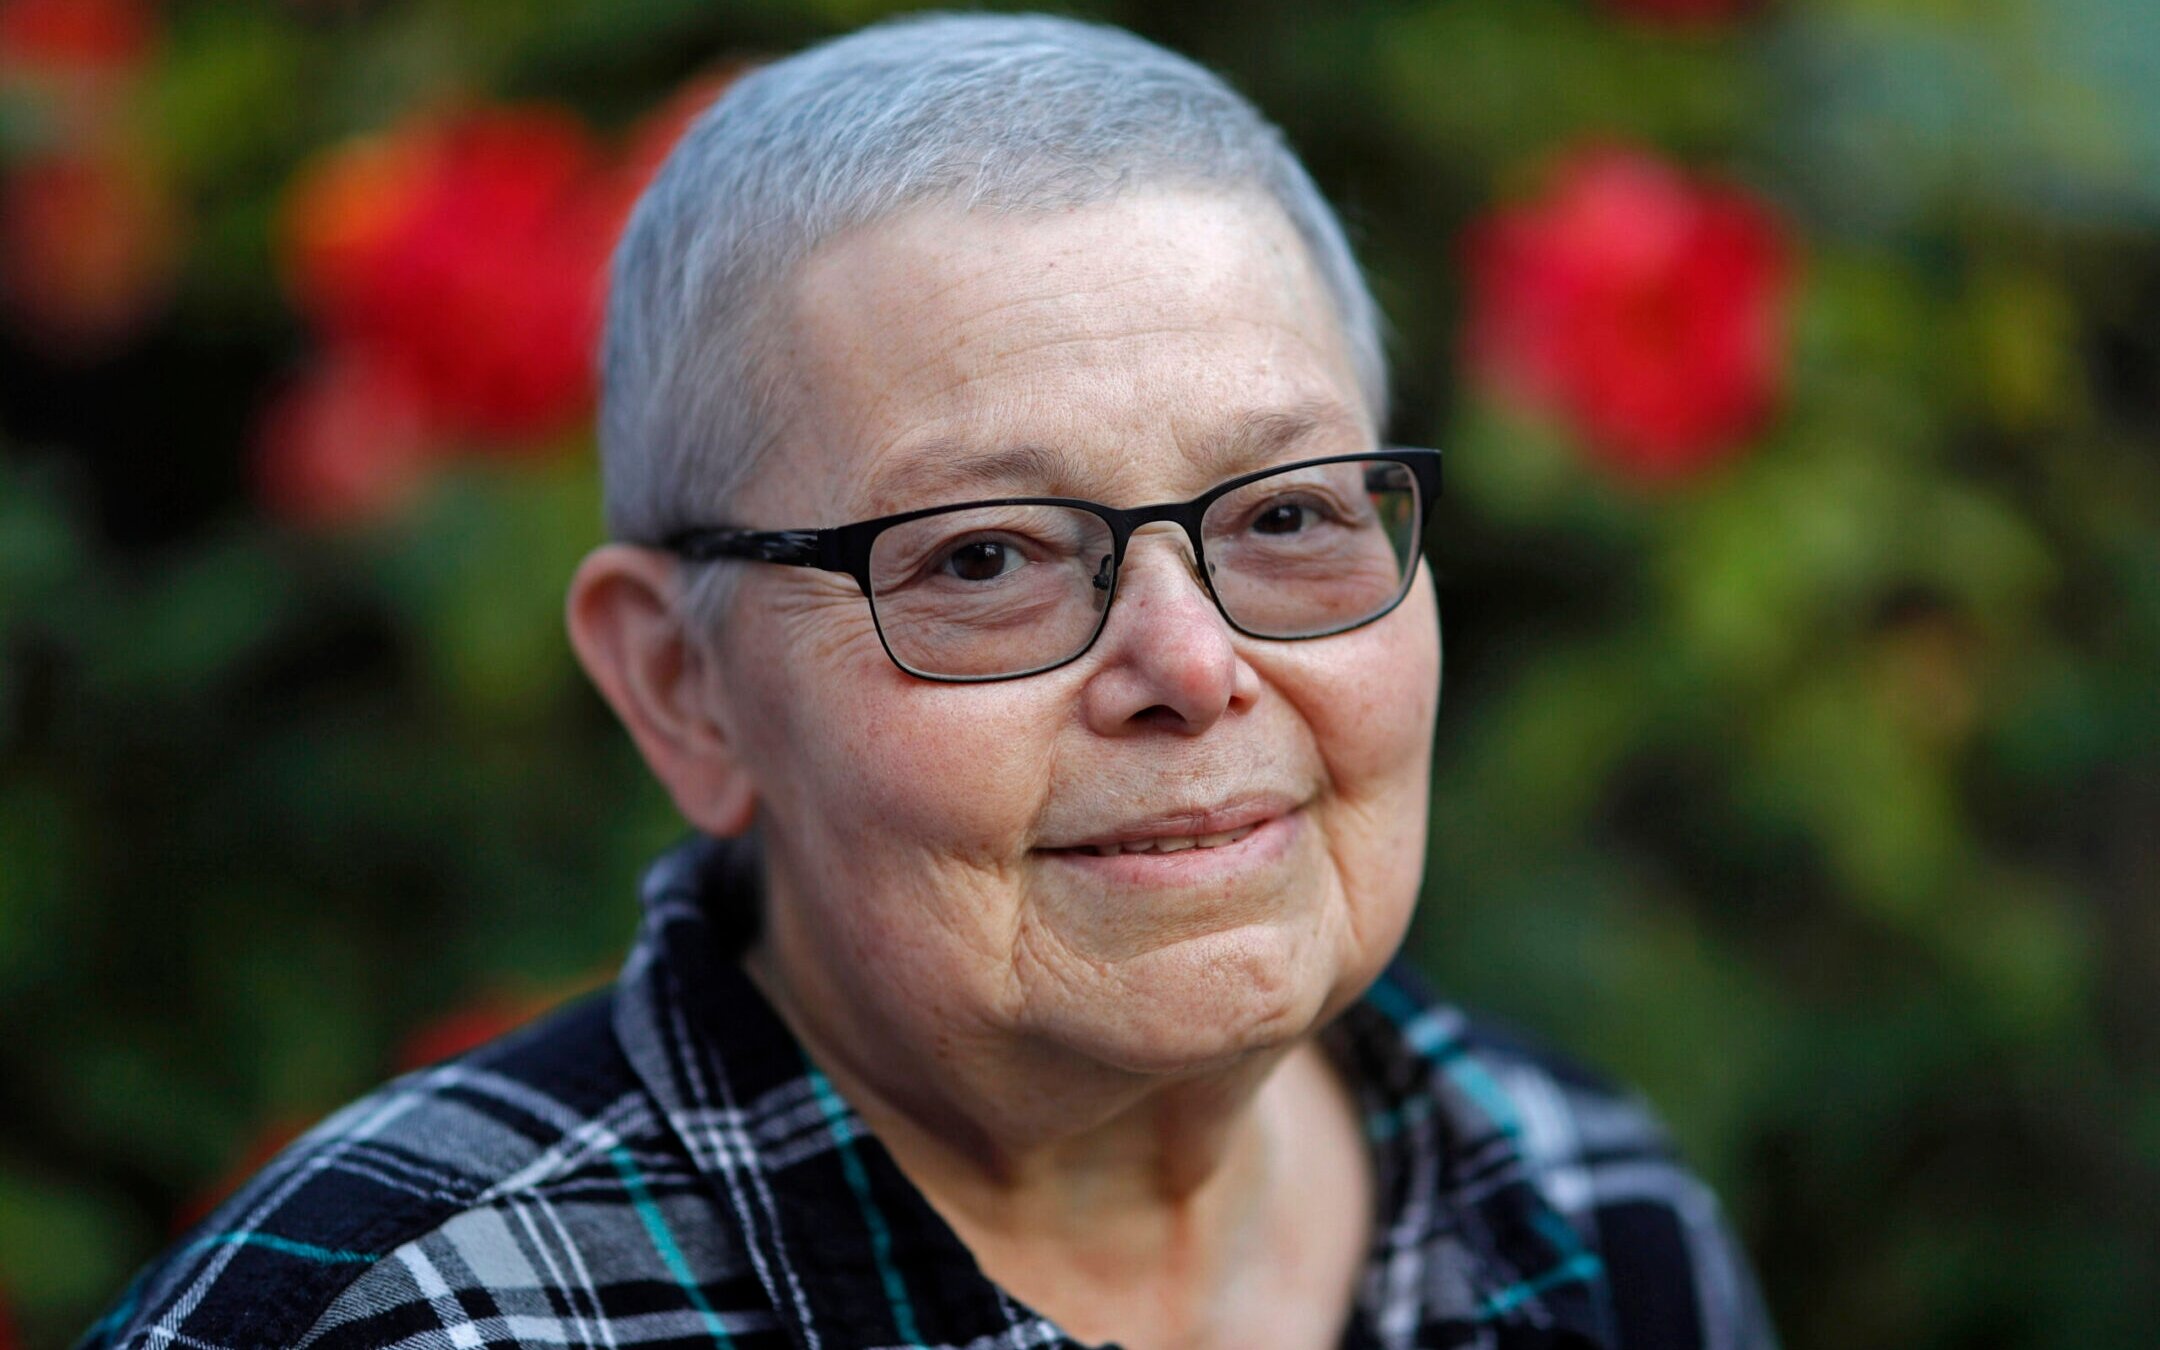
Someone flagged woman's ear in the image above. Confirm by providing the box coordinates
[565,544,757,837]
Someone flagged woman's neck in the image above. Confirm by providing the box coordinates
[743,938,1374,1350]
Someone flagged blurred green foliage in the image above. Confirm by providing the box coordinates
[2,1,2157,1346]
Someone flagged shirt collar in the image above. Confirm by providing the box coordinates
[613,832,1609,1350]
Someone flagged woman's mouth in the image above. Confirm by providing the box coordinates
[1056,823,1262,857]
[1034,798,1302,881]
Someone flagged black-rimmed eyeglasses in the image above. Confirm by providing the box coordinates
[662,448,1443,683]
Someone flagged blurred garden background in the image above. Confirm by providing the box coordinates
[1,0,2155,1344]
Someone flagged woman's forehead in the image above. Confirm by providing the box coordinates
[846,403,1369,515]
[759,190,1369,520]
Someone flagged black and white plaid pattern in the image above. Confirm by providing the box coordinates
[81,834,1776,1350]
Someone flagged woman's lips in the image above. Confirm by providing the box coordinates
[1036,794,1298,854]
[1035,805,1301,881]
[1062,821,1261,857]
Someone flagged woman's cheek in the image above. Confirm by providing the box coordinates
[829,694,1060,855]
[1310,665,1437,806]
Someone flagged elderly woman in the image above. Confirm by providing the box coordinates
[85,14,1772,1350]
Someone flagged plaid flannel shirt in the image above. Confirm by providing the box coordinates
[81,833,1776,1350]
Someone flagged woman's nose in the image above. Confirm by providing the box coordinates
[1078,527,1256,735]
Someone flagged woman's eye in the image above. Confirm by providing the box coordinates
[1252,501,1319,536]
[942,539,1022,581]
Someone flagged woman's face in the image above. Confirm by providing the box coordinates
[708,189,1440,1082]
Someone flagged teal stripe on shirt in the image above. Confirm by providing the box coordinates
[804,1066,926,1347]
[185,1231,378,1265]
[611,1144,739,1347]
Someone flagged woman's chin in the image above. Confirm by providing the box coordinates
[1028,925,1344,1077]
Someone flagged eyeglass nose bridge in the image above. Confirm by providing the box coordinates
[1088,499,1224,617]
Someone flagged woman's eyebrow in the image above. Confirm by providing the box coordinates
[1196,402,1365,477]
[861,441,1082,511]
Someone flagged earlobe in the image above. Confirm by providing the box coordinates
[564,544,758,837]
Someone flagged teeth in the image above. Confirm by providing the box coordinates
[1153,836,1197,853]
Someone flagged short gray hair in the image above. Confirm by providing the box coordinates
[599,12,1387,626]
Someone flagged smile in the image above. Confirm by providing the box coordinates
[1034,795,1302,875]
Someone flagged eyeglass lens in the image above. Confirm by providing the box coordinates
[864,458,1422,679]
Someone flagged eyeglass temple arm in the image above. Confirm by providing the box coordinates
[1382,447,1444,524]
[663,527,827,568]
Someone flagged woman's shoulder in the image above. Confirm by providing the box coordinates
[1356,959,1681,1161]
[74,989,674,1350]
[1351,963,1780,1349]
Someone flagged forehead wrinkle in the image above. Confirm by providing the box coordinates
[782,194,1371,521]
[854,397,1367,517]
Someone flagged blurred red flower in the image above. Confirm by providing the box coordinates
[1599,0,1757,24]
[0,0,153,77]
[280,105,621,445]
[0,1282,19,1350]
[253,354,433,528]
[1462,145,1794,480]
[0,0,177,353]
[260,75,745,526]
[0,147,179,353]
